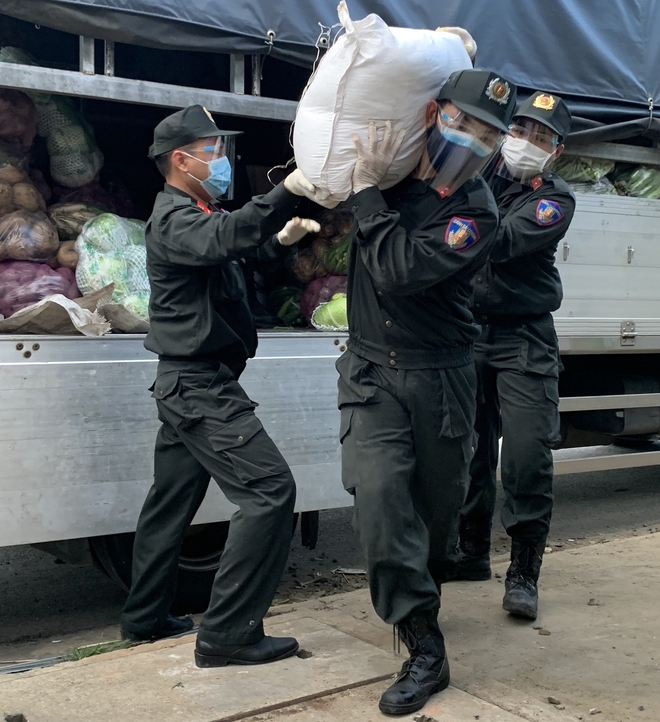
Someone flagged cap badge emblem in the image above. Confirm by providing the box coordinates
[486,78,511,105]
[533,94,556,110]
[202,106,214,121]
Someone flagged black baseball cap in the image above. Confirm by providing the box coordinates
[514,91,572,141]
[148,105,240,159]
[437,69,518,133]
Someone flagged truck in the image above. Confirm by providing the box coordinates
[1,0,659,612]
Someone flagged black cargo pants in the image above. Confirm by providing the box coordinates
[460,314,561,550]
[337,351,476,625]
[121,360,296,644]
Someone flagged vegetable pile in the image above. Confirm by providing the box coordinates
[0,162,47,215]
[613,166,660,199]
[0,46,104,188]
[49,202,104,241]
[75,213,150,318]
[0,89,38,152]
[0,210,59,263]
[0,260,79,318]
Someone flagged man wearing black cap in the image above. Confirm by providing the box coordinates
[451,92,576,622]
[120,105,319,667]
[330,69,517,716]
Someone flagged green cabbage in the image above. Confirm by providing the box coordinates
[311,293,348,331]
[74,213,150,318]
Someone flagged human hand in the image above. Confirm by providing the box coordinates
[352,121,405,194]
[435,26,477,60]
[277,217,321,246]
[284,168,316,197]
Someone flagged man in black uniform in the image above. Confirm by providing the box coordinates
[452,92,575,621]
[337,70,516,716]
[120,105,320,667]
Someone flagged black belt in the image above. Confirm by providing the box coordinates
[158,356,223,370]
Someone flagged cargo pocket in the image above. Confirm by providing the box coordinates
[338,406,360,494]
[339,407,354,445]
[151,371,179,400]
[461,431,478,465]
[543,376,559,406]
[152,371,202,428]
[542,376,562,448]
[208,413,289,484]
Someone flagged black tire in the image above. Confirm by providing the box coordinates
[613,434,660,449]
[89,521,230,615]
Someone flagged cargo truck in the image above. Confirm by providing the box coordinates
[1,1,659,611]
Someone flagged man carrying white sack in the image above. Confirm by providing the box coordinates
[339,69,515,716]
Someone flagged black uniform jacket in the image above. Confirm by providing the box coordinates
[347,175,499,369]
[144,182,299,374]
[472,166,576,319]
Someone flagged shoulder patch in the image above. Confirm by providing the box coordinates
[445,217,480,251]
[536,199,563,226]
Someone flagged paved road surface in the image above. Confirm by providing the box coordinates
[0,465,658,660]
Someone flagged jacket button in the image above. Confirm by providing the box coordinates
[390,351,397,357]
[351,205,358,213]
[377,291,383,296]
[389,359,397,366]
[237,435,244,442]
[476,276,484,283]
[385,320,392,327]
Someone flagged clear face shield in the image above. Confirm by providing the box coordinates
[183,135,238,201]
[419,106,505,198]
[498,118,559,184]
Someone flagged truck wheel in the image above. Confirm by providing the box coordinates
[89,522,230,615]
[613,434,659,449]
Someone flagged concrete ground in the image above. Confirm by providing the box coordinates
[2,463,659,663]
[2,531,658,722]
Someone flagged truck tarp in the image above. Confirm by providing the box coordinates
[1,0,660,135]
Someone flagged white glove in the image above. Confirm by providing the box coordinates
[284,168,316,197]
[277,217,321,246]
[436,26,477,61]
[352,121,406,194]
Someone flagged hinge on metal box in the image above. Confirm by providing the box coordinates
[621,321,636,346]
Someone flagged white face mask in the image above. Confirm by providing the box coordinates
[501,136,555,178]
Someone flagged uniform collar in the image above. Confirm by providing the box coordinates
[164,182,194,199]
[163,183,223,212]
[491,159,552,198]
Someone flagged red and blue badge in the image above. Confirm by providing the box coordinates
[444,217,480,252]
[536,199,563,226]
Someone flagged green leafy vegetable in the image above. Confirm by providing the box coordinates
[311,293,348,331]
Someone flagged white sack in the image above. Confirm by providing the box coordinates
[293,2,473,207]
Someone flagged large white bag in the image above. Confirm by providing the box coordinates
[293,2,473,207]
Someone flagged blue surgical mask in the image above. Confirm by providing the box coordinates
[186,154,232,200]
[426,124,476,172]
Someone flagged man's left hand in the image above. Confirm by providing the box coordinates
[352,121,405,194]
[277,217,321,246]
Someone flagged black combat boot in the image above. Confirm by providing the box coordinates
[502,539,545,620]
[378,611,450,716]
[446,521,492,582]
